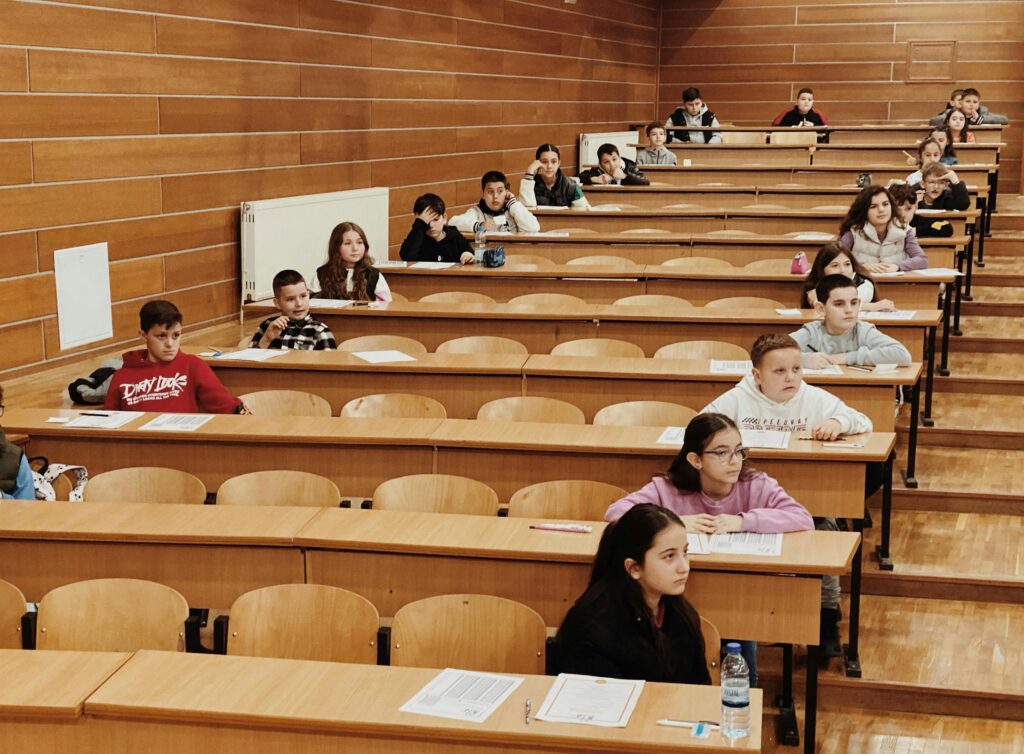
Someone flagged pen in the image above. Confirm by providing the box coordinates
[81,412,110,417]
[846,365,873,373]
[529,523,592,534]
[656,719,720,729]
[524,698,532,725]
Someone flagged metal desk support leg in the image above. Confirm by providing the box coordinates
[939,276,952,376]
[901,377,921,488]
[776,643,799,747]
[844,519,863,677]
[876,450,895,570]
[922,326,936,427]
[805,644,820,754]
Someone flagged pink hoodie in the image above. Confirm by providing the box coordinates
[605,472,813,533]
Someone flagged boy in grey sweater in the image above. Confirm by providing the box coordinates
[635,122,677,166]
[791,275,912,367]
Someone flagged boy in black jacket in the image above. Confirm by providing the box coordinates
[579,143,649,186]
[399,193,475,264]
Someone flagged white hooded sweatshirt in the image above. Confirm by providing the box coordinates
[702,374,873,436]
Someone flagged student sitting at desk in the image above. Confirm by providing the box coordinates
[520,144,590,210]
[771,87,829,142]
[399,193,475,265]
[0,384,34,500]
[701,334,874,659]
[916,163,970,212]
[450,170,540,234]
[249,269,337,350]
[838,185,928,273]
[792,275,913,369]
[579,143,650,186]
[105,300,246,414]
[664,87,722,144]
[606,414,814,686]
[635,122,677,166]
[316,222,393,303]
[800,243,894,313]
[555,504,711,685]
[928,125,958,165]
[890,182,954,239]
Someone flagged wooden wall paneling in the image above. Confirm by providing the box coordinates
[163,244,238,291]
[369,39,504,75]
[37,209,237,270]
[28,51,301,97]
[799,2,1016,24]
[0,48,27,92]
[0,95,159,138]
[299,0,459,45]
[660,24,895,47]
[158,98,371,135]
[0,142,31,187]
[0,321,44,370]
[61,0,304,27]
[299,130,465,166]
[0,274,56,327]
[0,232,36,279]
[662,45,796,67]
[301,67,457,100]
[370,101,505,130]
[0,0,155,53]
[0,179,162,234]
[108,257,166,302]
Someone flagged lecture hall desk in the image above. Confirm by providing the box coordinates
[64,650,761,753]
[654,141,1001,167]
[661,123,1004,144]
[640,163,994,190]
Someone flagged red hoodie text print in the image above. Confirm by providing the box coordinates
[119,373,189,406]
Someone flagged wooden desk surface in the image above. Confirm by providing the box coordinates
[205,349,529,376]
[84,650,761,752]
[297,508,859,577]
[0,649,130,720]
[0,501,320,545]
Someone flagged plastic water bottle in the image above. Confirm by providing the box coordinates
[473,221,486,262]
[720,642,750,739]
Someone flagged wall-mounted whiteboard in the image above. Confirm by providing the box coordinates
[579,131,638,167]
[53,242,113,351]
[241,187,389,304]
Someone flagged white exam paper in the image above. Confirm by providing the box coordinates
[374,260,408,268]
[411,261,455,269]
[352,350,417,364]
[590,205,621,212]
[791,232,835,241]
[399,668,523,723]
[65,411,141,429]
[860,310,917,320]
[739,428,791,449]
[138,414,214,432]
[711,532,782,556]
[535,673,644,728]
[709,359,753,375]
[656,426,687,445]
[215,348,289,362]
[912,267,961,277]
[313,298,356,308]
[687,533,711,554]
[775,308,802,316]
[803,364,844,375]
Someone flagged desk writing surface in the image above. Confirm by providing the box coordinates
[0,649,130,719]
[0,501,319,545]
[199,348,529,376]
[85,650,761,752]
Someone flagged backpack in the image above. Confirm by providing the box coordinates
[29,456,89,502]
[67,358,122,405]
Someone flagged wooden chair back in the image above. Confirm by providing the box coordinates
[742,258,791,273]
[420,291,496,305]
[550,338,645,359]
[615,294,694,309]
[508,293,587,307]
[388,292,408,303]
[654,340,749,360]
[84,467,207,504]
[547,227,598,235]
[706,296,785,309]
[36,578,189,651]
[706,229,756,237]
[721,131,766,144]
[594,401,698,428]
[508,480,628,521]
[238,389,332,417]
[660,257,734,272]
[338,335,428,355]
[217,470,341,507]
[505,254,555,267]
[566,255,639,269]
[0,579,26,649]
[620,227,669,235]
[476,396,586,425]
[436,336,529,356]
[390,594,546,674]
[701,616,723,685]
[237,335,253,348]
[340,393,448,419]
[373,474,500,516]
[769,130,817,145]
[227,584,379,664]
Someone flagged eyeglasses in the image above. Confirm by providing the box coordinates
[701,447,750,462]
[924,180,948,188]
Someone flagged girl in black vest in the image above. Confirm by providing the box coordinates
[555,504,710,685]
[317,222,393,302]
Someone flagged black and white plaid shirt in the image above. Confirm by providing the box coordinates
[249,314,336,351]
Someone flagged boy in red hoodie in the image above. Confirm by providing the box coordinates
[104,300,245,414]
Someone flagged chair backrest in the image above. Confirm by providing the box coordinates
[419,291,496,305]
[505,254,555,267]
[701,616,722,685]
[36,578,189,651]
[706,296,785,309]
[508,293,587,307]
[593,400,698,428]
[769,130,817,145]
[620,227,668,235]
[372,474,499,515]
[550,338,645,359]
[706,229,756,237]
[654,340,749,360]
[388,291,408,303]
[435,336,529,356]
[216,470,341,507]
[614,294,694,309]
[0,579,26,649]
[660,257,734,272]
[237,335,253,348]
[238,389,332,417]
[84,467,207,504]
[476,396,586,424]
[721,131,766,144]
[390,594,546,674]
[565,255,638,269]
[742,258,791,273]
[508,480,628,521]
[340,393,447,419]
[338,335,428,355]
[227,584,379,663]
[547,227,598,235]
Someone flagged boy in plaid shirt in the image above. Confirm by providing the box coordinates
[250,269,336,350]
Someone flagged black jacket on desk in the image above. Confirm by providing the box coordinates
[579,156,649,186]
[555,588,710,684]
[918,180,970,212]
[399,219,473,263]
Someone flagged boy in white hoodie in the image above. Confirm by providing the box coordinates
[450,170,540,235]
[665,87,722,144]
[702,332,873,659]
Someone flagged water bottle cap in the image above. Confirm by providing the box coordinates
[725,642,742,653]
